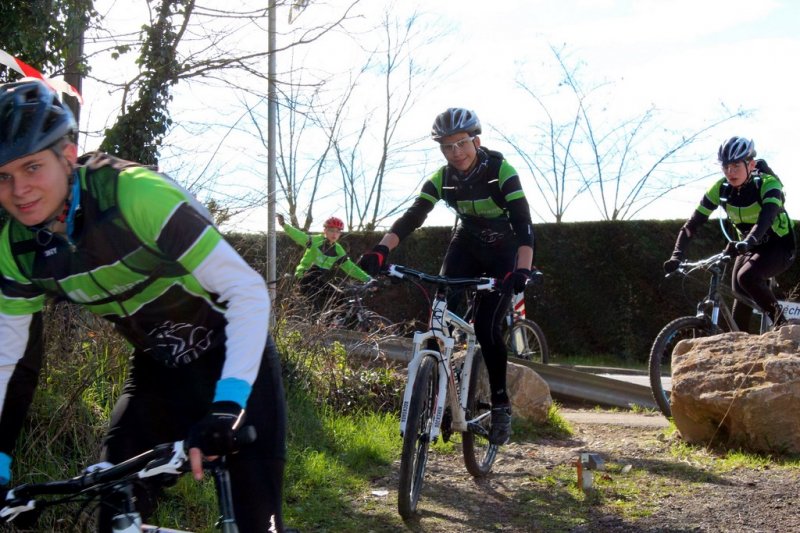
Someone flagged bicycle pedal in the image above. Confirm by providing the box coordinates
[467,421,490,438]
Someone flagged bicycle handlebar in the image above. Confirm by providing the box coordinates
[384,264,498,291]
[667,252,731,278]
[1,426,257,524]
[528,269,544,286]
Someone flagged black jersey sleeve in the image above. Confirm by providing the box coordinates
[672,209,710,258]
[745,202,781,244]
[501,174,535,250]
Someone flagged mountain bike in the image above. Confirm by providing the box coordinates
[0,429,255,532]
[381,264,501,519]
[648,251,800,418]
[317,280,400,334]
[503,271,549,363]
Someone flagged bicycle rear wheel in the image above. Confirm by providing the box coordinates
[462,349,498,477]
[504,318,549,364]
[397,355,439,518]
[649,316,717,418]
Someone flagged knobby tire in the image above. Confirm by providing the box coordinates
[462,349,498,477]
[356,310,401,335]
[504,318,550,364]
[648,315,717,418]
[397,355,438,519]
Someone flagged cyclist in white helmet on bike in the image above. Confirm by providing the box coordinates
[358,107,535,445]
[664,136,796,331]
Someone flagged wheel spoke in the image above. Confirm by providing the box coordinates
[504,319,549,364]
[462,350,499,477]
[649,316,715,418]
[398,355,438,518]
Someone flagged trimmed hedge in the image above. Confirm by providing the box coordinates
[227,220,800,363]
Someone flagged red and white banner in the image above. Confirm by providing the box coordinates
[0,49,83,105]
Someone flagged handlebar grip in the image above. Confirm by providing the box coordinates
[528,270,544,286]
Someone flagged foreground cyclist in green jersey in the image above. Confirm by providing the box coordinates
[358,107,535,445]
[279,214,371,311]
[664,136,796,330]
[0,79,287,531]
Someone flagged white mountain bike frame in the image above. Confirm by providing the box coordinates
[392,267,496,440]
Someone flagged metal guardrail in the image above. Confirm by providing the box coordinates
[510,359,658,410]
[325,329,658,410]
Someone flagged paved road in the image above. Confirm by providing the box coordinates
[559,408,669,428]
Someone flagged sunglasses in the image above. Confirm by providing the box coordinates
[439,137,475,154]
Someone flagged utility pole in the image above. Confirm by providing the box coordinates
[267,0,277,305]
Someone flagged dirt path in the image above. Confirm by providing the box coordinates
[354,408,800,533]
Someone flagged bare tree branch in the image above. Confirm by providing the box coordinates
[504,44,749,222]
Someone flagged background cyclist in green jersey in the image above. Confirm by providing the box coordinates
[358,108,535,445]
[278,214,371,312]
[664,136,796,331]
[0,79,288,532]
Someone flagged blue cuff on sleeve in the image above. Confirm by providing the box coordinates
[0,452,11,485]
[213,378,252,409]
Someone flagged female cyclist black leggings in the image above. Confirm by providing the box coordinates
[731,233,796,331]
[441,230,516,406]
[99,334,287,532]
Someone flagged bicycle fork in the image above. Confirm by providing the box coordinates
[399,330,451,442]
[399,335,478,440]
[696,269,731,331]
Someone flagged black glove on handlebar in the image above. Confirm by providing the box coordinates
[502,268,532,295]
[529,268,544,286]
[663,257,681,274]
[735,237,756,254]
[188,401,244,457]
[357,245,390,277]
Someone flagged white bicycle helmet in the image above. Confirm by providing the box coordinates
[431,108,481,141]
[718,136,756,165]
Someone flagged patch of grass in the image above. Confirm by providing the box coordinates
[513,465,588,531]
[151,477,219,533]
[283,387,404,531]
[513,403,573,441]
[629,403,659,415]
[519,402,574,440]
[509,413,800,531]
[512,449,725,529]
[669,438,800,473]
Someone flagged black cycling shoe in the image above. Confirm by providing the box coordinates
[489,405,512,445]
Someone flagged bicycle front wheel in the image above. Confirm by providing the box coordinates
[649,316,717,418]
[504,318,549,364]
[397,355,439,518]
[462,349,498,477]
[356,310,401,335]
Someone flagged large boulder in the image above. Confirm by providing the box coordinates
[670,325,800,454]
[508,361,552,424]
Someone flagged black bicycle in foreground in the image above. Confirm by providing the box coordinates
[1,428,255,532]
[648,252,800,418]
